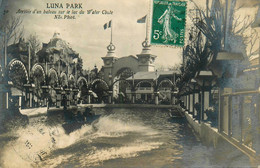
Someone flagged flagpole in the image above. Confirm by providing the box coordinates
[145,16,148,40]
[111,21,113,44]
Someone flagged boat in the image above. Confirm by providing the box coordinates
[19,107,48,117]
[169,108,184,118]
[62,105,100,134]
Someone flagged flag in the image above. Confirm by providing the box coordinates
[104,20,112,30]
[137,15,147,23]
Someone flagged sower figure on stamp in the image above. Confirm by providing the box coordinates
[158,3,182,43]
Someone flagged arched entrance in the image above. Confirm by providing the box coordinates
[77,76,88,103]
[7,59,29,109]
[68,74,75,88]
[90,79,109,103]
[60,72,68,87]
[157,79,174,105]
[7,59,29,88]
[48,68,59,87]
[134,80,154,104]
[112,67,134,103]
[31,63,46,106]
[77,76,88,88]
[48,68,59,106]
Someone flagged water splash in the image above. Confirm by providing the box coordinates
[92,115,159,138]
[0,110,184,168]
[0,118,93,167]
[79,141,163,167]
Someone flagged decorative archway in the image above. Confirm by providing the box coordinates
[115,67,134,79]
[112,67,134,98]
[31,63,46,83]
[157,78,174,91]
[91,78,109,90]
[111,56,139,78]
[68,74,75,88]
[111,78,132,103]
[60,72,68,87]
[31,64,47,98]
[135,80,154,90]
[48,68,59,86]
[77,76,88,87]
[111,79,132,88]
[157,78,175,104]
[91,78,109,103]
[7,59,29,87]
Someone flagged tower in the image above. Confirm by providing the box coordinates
[101,43,117,84]
[137,39,157,72]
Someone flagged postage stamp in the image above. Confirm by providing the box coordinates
[150,0,187,47]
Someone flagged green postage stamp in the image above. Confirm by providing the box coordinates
[151,0,187,47]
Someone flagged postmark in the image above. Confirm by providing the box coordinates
[150,0,187,47]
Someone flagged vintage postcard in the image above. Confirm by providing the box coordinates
[0,0,259,167]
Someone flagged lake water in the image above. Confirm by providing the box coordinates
[0,108,252,167]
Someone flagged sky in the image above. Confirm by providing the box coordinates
[1,0,259,70]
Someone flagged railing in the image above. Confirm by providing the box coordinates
[137,87,153,90]
[126,87,153,91]
[219,89,260,152]
[158,87,171,91]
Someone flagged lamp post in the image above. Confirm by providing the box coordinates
[73,58,78,83]
[27,42,32,78]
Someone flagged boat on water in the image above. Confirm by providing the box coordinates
[169,108,184,118]
[62,105,100,134]
[19,104,93,117]
[19,107,48,117]
[19,105,99,134]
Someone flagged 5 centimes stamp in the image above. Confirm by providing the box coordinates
[150,0,187,47]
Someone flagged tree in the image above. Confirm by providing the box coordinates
[0,15,24,46]
[77,57,83,76]
[178,0,259,88]
[189,0,258,60]
[27,33,41,64]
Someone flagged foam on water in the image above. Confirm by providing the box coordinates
[0,113,162,167]
[92,115,159,138]
[0,121,92,167]
[82,141,163,166]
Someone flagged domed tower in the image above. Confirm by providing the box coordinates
[137,38,157,72]
[101,42,118,84]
